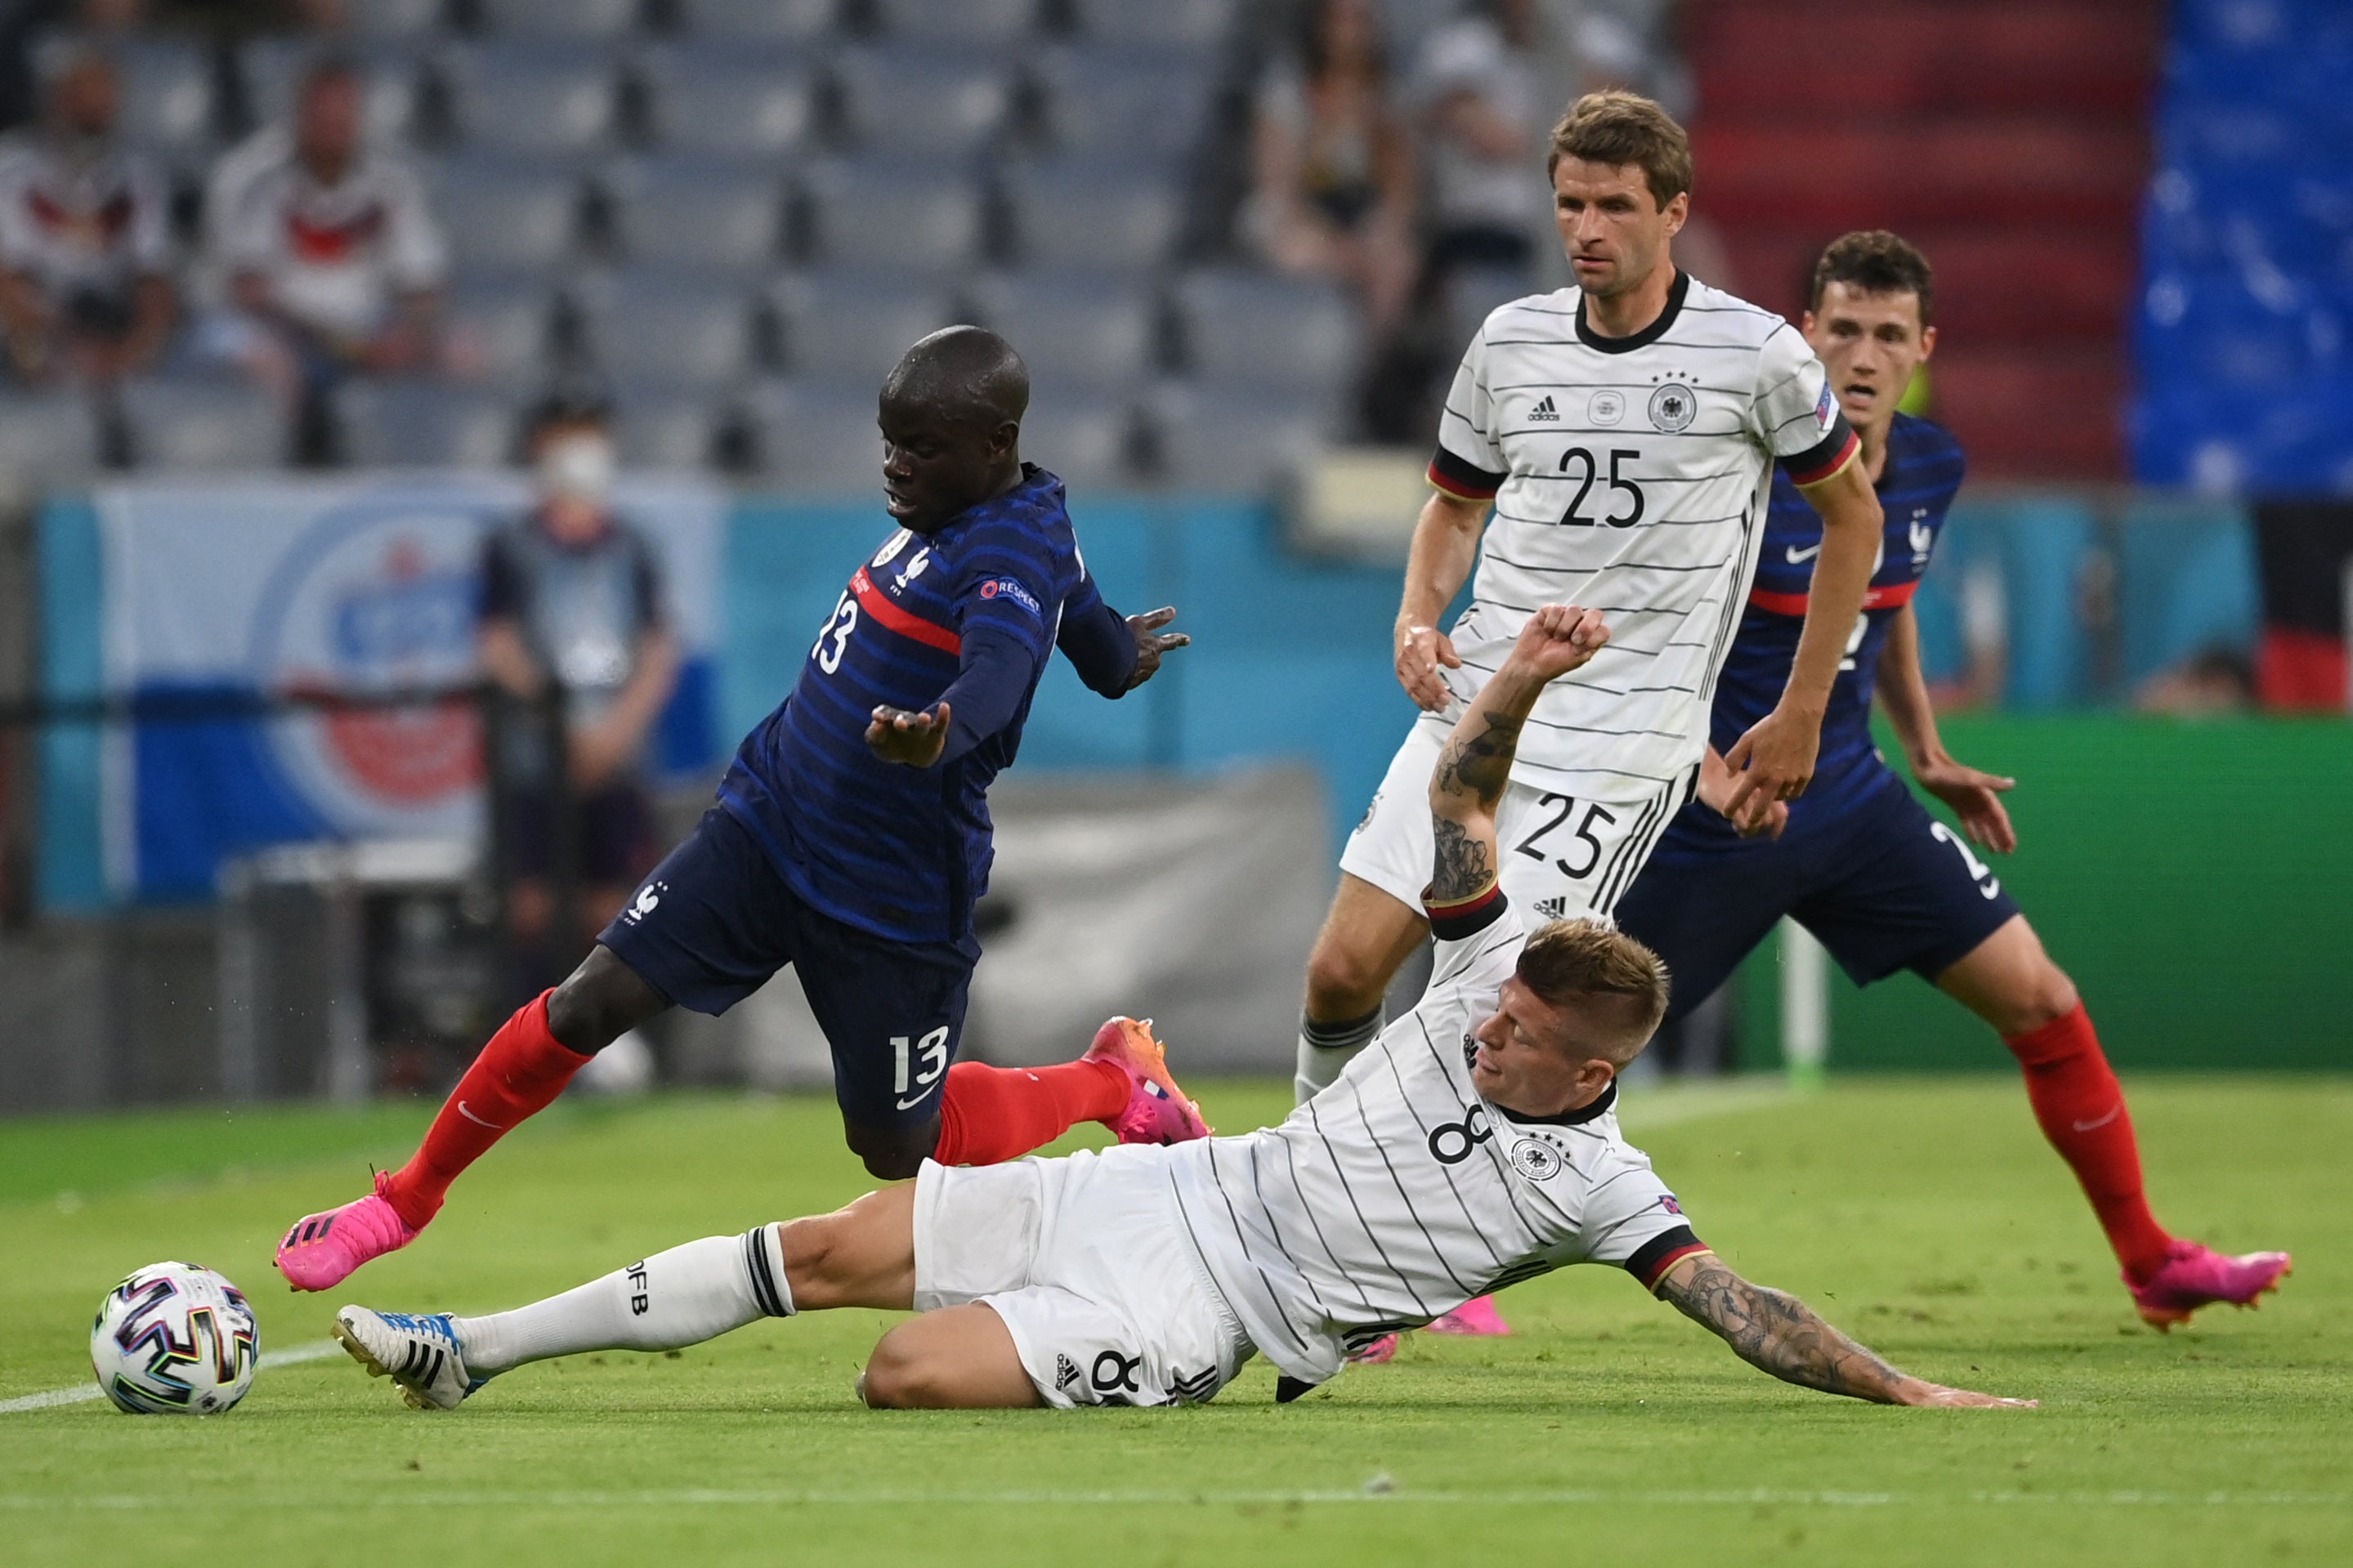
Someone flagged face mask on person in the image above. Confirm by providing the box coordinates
[539,431,614,503]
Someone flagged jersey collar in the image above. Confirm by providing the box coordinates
[1574,268,1689,355]
[1496,1079,1617,1128]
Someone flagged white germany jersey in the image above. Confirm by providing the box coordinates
[1163,890,1707,1385]
[1425,270,1859,802]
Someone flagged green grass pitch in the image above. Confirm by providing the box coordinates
[3,1077,2348,1566]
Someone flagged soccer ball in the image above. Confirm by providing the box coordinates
[89,1262,261,1415]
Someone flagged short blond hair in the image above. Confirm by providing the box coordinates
[1547,89,1693,210]
[1517,918,1671,1059]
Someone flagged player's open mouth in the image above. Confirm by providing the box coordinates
[883,485,915,516]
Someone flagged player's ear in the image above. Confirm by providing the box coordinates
[1660,190,1688,238]
[1917,323,1937,361]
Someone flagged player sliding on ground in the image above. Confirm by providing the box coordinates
[276,326,1207,1295]
[1613,232,2290,1330]
[332,606,2032,1414]
[1293,90,1886,1345]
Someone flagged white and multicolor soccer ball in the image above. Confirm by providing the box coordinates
[90,1262,260,1415]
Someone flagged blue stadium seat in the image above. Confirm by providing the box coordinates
[423,154,586,273]
[120,375,286,471]
[439,275,561,387]
[475,0,643,41]
[1147,382,1331,492]
[801,158,987,276]
[342,0,447,40]
[437,41,624,157]
[873,0,1040,50]
[1034,47,1215,169]
[973,271,1159,392]
[770,271,960,381]
[1173,268,1358,395]
[1070,0,1238,53]
[743,378,889,489]
[1001,159,1183,272]
[607,155,789,274]
[637,44,816,157]
[237,39,423,143]
[1020,394,1135,489]
[579,269,763,391]
[613,389,726,469]
[670,0,837,46]
[831,50,1013,160]
[333,378,520,467]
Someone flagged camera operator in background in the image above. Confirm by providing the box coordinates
[479,390,679,1037]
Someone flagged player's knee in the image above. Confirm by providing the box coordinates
[859,1329,945,1409]
[2010,963,2081,1037]
[844,1123,933,1182]
[1304,935,1389,1020]
[546,947,664,1053]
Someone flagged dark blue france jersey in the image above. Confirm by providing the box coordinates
[1659,413,1966,851]
[716,467,1107,945]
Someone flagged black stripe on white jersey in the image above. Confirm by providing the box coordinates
[1345,1076,1487,1299]
[1169,1163,1317,1360]
[1304,1095,1438,1318]
[1377,1031,1516,1276]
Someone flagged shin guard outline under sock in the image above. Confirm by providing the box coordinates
[930,1058,1129,1167]
[380,991,592,1231]
[2002,1001,2173,1283]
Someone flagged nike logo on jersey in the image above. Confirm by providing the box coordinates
[1785,543,1822,564]
[1528,395,1559,422]
[457,1101,504,1130]
[2071,1106,2123,1133]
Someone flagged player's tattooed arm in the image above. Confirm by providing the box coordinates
[1654,1253,2033,1409]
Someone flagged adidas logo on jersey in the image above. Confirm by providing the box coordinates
[1532,896,1569,919]
[1528,395,1560,422]
[1054,1353,1081,1392]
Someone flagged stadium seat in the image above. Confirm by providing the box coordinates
[1147,383,1331,493]
[0,387,101,502]
[872,0,1040,50]
[607,155,789,274]
[475,0,643,41]
[1034,47,1215,168]
[579,269,762,391]
[1173,268,1358,395]
[342,0,447,40]
[1070,0,1238,53]
[742,378,889,489]
[771,272,959,381]
[612,389,725,469]
[637,45,816,158]
[801,159,987,276]
[111,38,218,162]
[424,155,586,274]
[831,50,1013,160]
[438,42,624,157]
[669,0,836,46]
[973,271,1159,393]
[236,39,422,144]
[438,276,561,387]
[1001,160,1183,272]
[333,377,520,467]
[1019,393,1135,489]
[119,376,285,471]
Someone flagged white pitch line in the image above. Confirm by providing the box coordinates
[0,1487,2342,1511]
[0,1339,342,1414]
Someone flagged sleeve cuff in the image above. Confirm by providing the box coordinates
[1428,445,1506,502]
[1783,416,1860,487]
[1626,1227,1711,1292]
[1422,880,1506,941]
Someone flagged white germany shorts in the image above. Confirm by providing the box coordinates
[912,1143,1254,1408]
[1338,717,1696,923]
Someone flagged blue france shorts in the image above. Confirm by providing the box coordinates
[598,806,976,1130]
[1613,777,2022,1022]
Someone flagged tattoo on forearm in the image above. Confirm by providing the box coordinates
[1660,1257,1911,1404]
[1429,815,1493,902]
[1434,712,1522,811]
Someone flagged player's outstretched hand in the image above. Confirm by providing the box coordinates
[1723,703,1823,820]
[1912,754,2018,854]
[866,701,951,767]
[1507,604,1610,683]
[1899,1381,2038,1409]
[1394,622,1464,713]
[1697,746,1787,838]
[1123,606,1191,692]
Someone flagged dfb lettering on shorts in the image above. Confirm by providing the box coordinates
[628,1261,650,1316]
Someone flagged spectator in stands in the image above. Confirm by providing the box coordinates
[1243,0,1418,333]
[205,56,446,458]
[480,388,680,1003]
[0,38,173,384]
[1415,0,1545,280]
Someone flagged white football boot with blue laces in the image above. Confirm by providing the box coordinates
[333,1306,489,1410]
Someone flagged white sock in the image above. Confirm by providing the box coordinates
[1294,1007,1385,1106]
[452,1225,793,1376]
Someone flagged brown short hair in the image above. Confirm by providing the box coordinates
[1516,918,1671,1060]
[1547,90,1693,210]
[1809,230,1935,325]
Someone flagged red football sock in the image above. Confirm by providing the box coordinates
[931,1059,1130,1167]
[379,991,591,1231]
[2002,1002,2173,1283]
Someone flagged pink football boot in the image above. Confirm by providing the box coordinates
[1426,1294,1511,1336]
[2127,1241,2293,1331]
[1084,1016,1212,1146]
[275,1171,422,1293]
[1347,1334,1400,1365]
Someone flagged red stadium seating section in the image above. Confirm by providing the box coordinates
[1680,0,2163,478]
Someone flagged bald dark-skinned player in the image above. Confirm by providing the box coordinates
[276,328,1205,1293]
